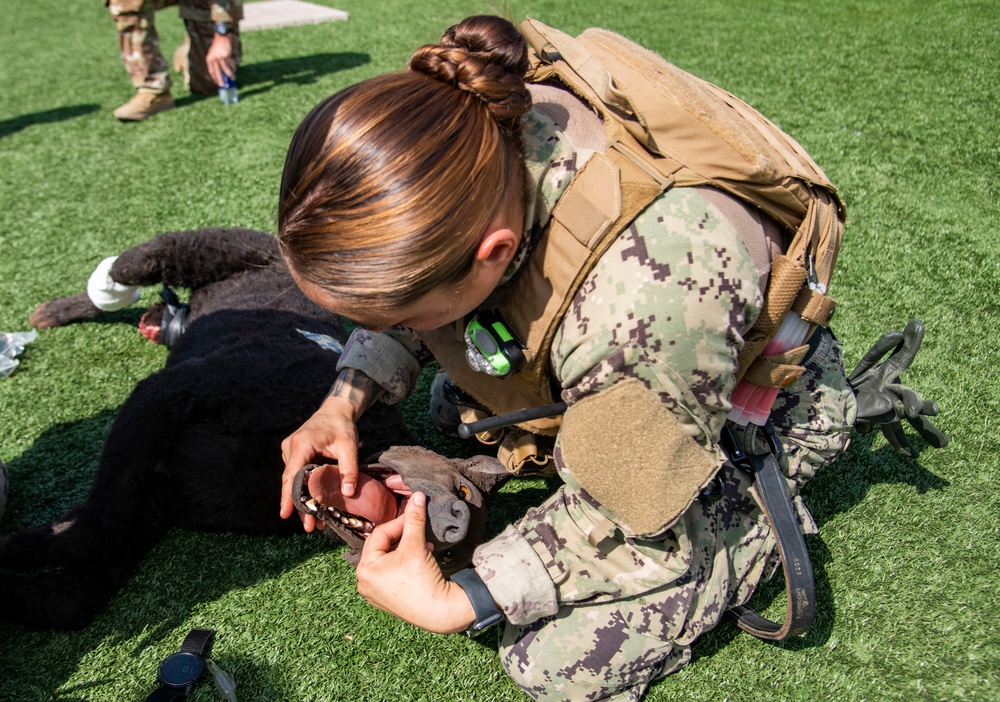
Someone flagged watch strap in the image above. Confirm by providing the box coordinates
[450,568,504,636]
[144,686,187,702]
[180,628,214,657]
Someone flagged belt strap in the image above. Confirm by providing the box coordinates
[721,423,815,640]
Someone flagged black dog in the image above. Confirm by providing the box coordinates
[1,228,507,631]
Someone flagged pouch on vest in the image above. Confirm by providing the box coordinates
[559,379,720,538]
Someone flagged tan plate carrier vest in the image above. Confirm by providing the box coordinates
[418,19,845,471]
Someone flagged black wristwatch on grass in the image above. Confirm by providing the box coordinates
[144,628,214,701]
[451,568,504,636]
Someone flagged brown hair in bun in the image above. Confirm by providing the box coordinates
[278,15,532,311]
[409,15,532,130]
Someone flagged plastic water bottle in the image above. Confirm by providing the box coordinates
[218,74,239,105]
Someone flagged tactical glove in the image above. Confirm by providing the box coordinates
[847,319,948,457]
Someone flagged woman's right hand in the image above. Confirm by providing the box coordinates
[280,395,360,531]
[280,368,384,531]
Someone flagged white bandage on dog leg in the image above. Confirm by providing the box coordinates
[87,256,141,311]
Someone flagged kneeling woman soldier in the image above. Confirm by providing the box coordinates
[276,15,855,701]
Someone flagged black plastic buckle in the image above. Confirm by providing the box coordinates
[720,421,784,482]
[699,473,725,502]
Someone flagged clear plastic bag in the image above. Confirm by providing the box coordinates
[0,330,37,378]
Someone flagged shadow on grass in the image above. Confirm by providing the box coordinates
[689,430,947,662]
[174,51,370,107]
[0,104,101,139]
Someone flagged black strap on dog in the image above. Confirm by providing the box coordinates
[720,421,815,640]
[158,287,191,348]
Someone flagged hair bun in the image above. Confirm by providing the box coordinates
[409,15,532,127]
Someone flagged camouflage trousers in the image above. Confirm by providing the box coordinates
[106,0,243,95]
[492,328,856,701]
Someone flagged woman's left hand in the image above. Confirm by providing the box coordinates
[356,492,476,634]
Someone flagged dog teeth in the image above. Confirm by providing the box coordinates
[340,515,350,525]
[305,499,319,513]
[362,522,374,534]
[347,517,363,529]
[327,507,342,519]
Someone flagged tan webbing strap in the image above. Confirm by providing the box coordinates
[793,287,837,327]
[520,19,636,121]
[505,142,666,406]
[743,344,811,388]
[736,255,808,381]
[813,189,843,287]
[784,187,843,289]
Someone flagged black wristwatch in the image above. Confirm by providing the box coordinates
[144,628,214,701]
[213,21,231,35]
[451,568,504,636]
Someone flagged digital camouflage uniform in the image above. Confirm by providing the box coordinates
[335,89,857,701]
[106,0,242,95]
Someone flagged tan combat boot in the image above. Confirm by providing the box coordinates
[113,92,176,122]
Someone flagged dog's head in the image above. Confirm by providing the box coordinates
[295,446,510,575]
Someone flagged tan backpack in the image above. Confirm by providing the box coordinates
[518,18,844,399]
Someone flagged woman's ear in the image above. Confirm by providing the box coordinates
[475,227,520,269]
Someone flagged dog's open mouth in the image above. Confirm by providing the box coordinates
[294,463,410,544]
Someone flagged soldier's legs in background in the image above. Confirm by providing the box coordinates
[107,0,171,94]
[499,604,688,702]
[183,19,242,94]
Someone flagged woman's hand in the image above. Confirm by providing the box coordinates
[356,493,476,634]
[280,395,360,531]
[280,368,385,531]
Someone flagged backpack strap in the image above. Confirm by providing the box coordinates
[521,19,684,186]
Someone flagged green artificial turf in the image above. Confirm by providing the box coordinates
[1,0,998,700]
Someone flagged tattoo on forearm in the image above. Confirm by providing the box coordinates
[327,368,384,414]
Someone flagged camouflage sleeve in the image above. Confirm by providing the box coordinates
[471,525,558,625]
[210,0,241,24]
[337,327,426,405]
[473,186,767,622]
[176,0,243,24]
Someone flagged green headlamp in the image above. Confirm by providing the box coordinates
[464,310,524,378]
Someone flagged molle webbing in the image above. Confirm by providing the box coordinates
[520,19,844,387]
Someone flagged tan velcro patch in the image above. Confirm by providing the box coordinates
[560,378,720,536]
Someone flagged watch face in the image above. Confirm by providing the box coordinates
[159,652,205,687]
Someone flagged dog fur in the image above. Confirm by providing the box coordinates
[0,228,506,631]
